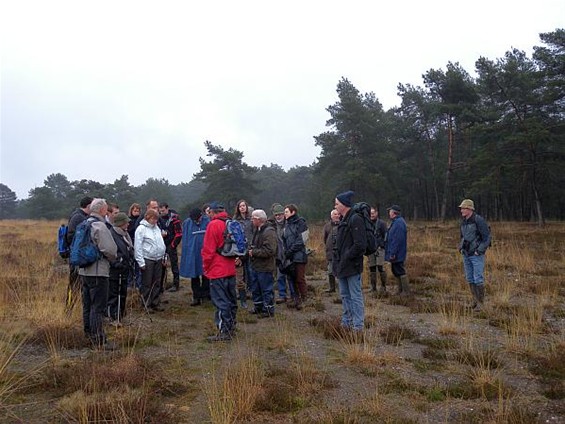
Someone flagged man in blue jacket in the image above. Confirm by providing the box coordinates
[385,205,410,296]
[458,199,491,312]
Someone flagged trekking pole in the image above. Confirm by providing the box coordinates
[117,274,122,325]
[138,287,153,323]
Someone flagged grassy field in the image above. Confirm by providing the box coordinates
[0,219,564,423]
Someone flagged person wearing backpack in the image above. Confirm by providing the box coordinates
[458,199,491,312]
[369,206,388,296]
[233,199,254,309]
[333,191,367,333]
[282,204,309,310]
[64,196,93,315]
[201,201,237,342]
[385,205,410,296]
[77,198,118,350]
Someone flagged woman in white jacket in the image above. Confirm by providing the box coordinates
[135,209,166,312]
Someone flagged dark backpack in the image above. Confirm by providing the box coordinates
[217,219,247,257]
[350,202,378,256]
[58,224,70,258]
[70,217,102,267]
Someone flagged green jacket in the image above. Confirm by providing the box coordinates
[250,224,277,272]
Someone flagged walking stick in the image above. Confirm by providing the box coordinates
[117,274,122,324]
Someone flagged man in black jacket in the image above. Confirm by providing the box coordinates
[159,202,182,291]
[64,196,93,315]
[333,191,367,333]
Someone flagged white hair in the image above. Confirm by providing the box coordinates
[89,198,107,214]
[251,209,267,221]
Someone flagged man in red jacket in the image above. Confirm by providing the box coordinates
[201,201,237,342]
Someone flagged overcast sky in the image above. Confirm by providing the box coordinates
[1,1,563,200]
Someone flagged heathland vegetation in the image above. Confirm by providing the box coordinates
[1,219,563,423]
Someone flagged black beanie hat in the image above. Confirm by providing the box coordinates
[336,190,355,207]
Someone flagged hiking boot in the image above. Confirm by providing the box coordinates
[275,297,287,304]
[370,272,377,292]
[399,275,411,296]
[190,299,202,306]
[325,275,336,293]
[207,333,232,343]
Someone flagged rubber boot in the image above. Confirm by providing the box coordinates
[325,275,336,293]
[474,284,485,312]
[469,284,477,309]
[370,272,377,292]
[378,271,388,296]
[395,276,403,296]
[400,275,411,296]
[238,288,248,309]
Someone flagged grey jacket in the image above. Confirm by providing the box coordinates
[459,213,490,256]
[78,213,118,277]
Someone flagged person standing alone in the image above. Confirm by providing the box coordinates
[458,199,491,312]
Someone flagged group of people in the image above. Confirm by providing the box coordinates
[64,191,490,349]
[323,191,491,336]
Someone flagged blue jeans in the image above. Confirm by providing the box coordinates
[277,269,294,299]
[338,273,364,331]
[250,270,275,314]
[210,276,237,335]
[463,254,485,285]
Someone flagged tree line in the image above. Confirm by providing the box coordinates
[1,29,563,223]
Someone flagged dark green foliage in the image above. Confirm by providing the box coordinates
[14,29,565,222]
[0,183,17,219]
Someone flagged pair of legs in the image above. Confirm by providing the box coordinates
[140,259,163,310]
[209,276,237,340]
[82,275,109,345]
[277,269,295,301]
[190,275,210,305]
[338,273,364,331]
[107,272,128,320]
[390,261,410,296]
[289,263,307,308]
[463,254,486,311]
[249,269,275,316]
[164,246,180,291]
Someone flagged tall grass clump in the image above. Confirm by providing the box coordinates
[203,345,264,423]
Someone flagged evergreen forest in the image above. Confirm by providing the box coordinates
[1,29,563,223]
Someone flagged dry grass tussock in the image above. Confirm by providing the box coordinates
[1,219,564,422]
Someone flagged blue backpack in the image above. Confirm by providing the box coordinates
[70,217,102,267]
[58,224,70,258]
[217,219,247,257]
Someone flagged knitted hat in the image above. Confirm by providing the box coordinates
[272,203,284,215]
[458,199,475,210]
[113,212,129,227]
[336,190,355,207]
[387,204,402,213]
